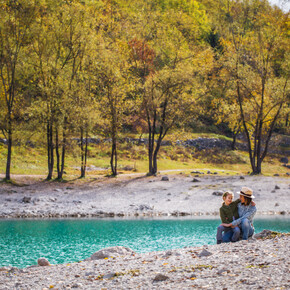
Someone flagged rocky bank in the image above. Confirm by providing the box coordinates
[0,231,289,289]
[0,174,289,218]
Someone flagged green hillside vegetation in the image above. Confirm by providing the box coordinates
[0,0,289,180]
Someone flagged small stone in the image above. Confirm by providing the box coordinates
[192,178,200,182]
[71,283,82,288]
[88,246,135,260]
[198,249,212,257]
[275,185,280,190]
[274,174,279,176]
[22,197,31,203]
[161,176,169,181]
[275,203,279,207]
[212,191,223,196]
[103,273,115,279]
[153,273,169,282]
[217,269,230,275]
[240,176,245,179]
[37,258,50,266]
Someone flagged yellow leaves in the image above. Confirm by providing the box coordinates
[49,286,54,289]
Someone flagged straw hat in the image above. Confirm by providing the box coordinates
[237,187,255,199]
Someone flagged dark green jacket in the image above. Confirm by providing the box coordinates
[219,199,240,223]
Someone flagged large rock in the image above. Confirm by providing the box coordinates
[87,246,135,261]
[37,258,50,266]
[280,157,288,164]
[254,230,280,239]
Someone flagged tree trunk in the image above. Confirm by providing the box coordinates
[84,130,88,177]
[46,121,54,180]
[152,139,161,175]
[80,127,85,178]
[110,137,117,176]
[147,109,156,175]
[5,116,12,181]
[55,127,60,179]
[59,119,67,180]
[231,132,237,150]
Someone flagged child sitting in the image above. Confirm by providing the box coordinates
[216,191,240,244]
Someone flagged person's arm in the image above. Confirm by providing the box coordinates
[231,205,257,226]
[219,207,228,224]
[231,199,241,206]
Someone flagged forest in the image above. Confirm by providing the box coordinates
[0,0,289,180]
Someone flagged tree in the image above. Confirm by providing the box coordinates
[0,0,37,180]
[31,1,89,180]
[221,1,289,174]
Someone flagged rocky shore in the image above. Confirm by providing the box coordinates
[0,174,289,218]
[0,231,289,289]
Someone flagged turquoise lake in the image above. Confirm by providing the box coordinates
[0,217,289,268]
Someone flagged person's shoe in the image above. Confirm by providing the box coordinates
[217,240,222,244]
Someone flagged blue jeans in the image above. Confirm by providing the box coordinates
[216,225,226,244]
[222,226,241,243]
[240,218,254,240]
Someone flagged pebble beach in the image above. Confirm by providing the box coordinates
[0,232,289,289]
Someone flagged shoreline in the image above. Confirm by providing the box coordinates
[0,174,289,219]
[0,174,290,219]
[0,212,289,219]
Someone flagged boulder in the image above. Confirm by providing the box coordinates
[254,230,279,239]
[37,258,50,266]
[87,246,135,261]
[280,157,288,164]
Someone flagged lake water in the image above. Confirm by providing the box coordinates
[0,217,289,268]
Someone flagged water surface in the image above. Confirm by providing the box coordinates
[0,217,289,268]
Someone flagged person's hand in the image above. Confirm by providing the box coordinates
[251,201,256,206]
[221,223,231,227]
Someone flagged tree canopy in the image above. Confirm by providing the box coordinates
[0,0,289,178]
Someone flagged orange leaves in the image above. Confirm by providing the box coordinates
[128,37,156,74]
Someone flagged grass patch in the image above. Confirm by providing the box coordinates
[0,132,288,178]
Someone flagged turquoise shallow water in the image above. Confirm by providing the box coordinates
[0,217,289,268]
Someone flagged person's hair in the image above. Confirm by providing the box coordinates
[243,196,252,206]
[222,191,233,200]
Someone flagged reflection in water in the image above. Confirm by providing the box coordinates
[0,217,289,268]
